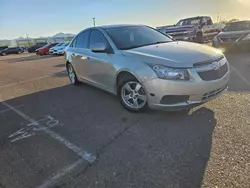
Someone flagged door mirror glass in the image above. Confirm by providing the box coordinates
[90,43,107,53]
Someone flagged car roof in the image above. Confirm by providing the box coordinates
[229,20,250,24]
[88,24,145,30]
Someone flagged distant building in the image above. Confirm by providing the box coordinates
[0,33,75,47]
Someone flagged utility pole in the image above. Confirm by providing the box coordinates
[92,17,96,27]
[26,33,29,46]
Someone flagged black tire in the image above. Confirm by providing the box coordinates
[67,63,79,85]
[117,75,147,112]
[195,32,203,43]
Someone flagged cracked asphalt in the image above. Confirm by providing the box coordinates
[0,52,249,188]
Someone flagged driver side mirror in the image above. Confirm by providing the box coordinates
[91,43,109,53]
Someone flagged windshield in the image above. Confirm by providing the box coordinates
[105,26,172,50]
[54,43,64,47]
[223,21,250,31]
[62,42,69,46]
[176,18,201,26]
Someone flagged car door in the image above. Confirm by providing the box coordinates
[86,29,116,91]
[8,48,14,54]
[69,30,91,80]
[202,17,215,40]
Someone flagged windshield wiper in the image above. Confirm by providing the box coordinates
[154,41,171,44]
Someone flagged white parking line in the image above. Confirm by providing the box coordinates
[37,159,84,188]
[1,101,96,188]
[0,71,67,89]
[1,101,96,162]
[0,104,24,114]
[230,65,250,87]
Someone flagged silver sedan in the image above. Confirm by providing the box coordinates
[65,24,230,112]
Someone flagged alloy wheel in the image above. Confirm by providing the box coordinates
[121,81,147,109]
[67,64,76,84]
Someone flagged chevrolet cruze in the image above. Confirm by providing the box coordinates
[65,25,230,112]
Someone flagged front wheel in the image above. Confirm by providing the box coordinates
[118,78,147,112]
[195,33,203,43]
[67,63,79,85]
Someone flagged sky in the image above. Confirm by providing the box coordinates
[0,0,250,39]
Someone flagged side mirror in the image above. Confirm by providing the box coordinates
[91,43,108,53]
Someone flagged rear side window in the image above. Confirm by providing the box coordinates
[75,30,90,48]
[89,29,107,48]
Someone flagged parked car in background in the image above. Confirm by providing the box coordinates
[65,24,229,112]
[157,16,225,43]
[36,43,58,55]
[212,20,250,50]
[53,42,70,55]
[27,42,48,53]
[49,42,65,54]
[0,46,8,52]
[0,47,24,56]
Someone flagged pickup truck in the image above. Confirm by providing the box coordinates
[157,16,225,43]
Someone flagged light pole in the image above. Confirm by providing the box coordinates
[92,17,96,27]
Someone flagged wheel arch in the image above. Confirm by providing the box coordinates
[115,69,142,87]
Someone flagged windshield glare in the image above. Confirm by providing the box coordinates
[105,26,172,50]
[223,21,250,32]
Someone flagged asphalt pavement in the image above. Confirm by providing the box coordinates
[0,52,249,188]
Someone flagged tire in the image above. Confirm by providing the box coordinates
[117,76,147,112]
[195,32,203,43]
[2,52,6,56]
[67,63,79,85]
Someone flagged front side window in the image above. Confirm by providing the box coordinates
[71,37,77,47]
[75,30,89,48]
[105,26,172,50]
[89,30,108,48]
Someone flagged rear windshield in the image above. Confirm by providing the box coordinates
[223,21,250,31]
[176,18,202,26]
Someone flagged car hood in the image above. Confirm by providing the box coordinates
[164,25,195,33]
[121,41,222,68]
[218,30,250,38]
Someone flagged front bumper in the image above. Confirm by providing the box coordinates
[173,35,195,41]
[53,50,64,55]
[144,64,230,111]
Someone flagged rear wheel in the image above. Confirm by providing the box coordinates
[67,63,79,85]
[2,52,6,56]
[118,76,147,112]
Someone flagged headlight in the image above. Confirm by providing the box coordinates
[152,65,189,80]
[242,33,250,40]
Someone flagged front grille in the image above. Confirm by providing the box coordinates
[202,85,227,101]
[160,95,189,105]
[193,56,224,68]
[198,63,228,81]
